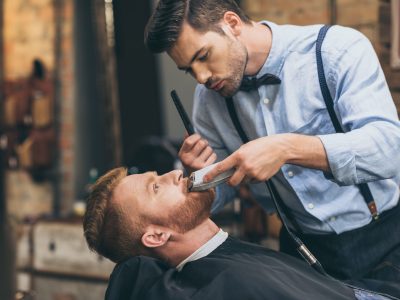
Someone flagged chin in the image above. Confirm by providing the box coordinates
[218,84,240,98]
[168,189,215,233]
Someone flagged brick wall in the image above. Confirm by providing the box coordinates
[379,0,400,113]
[336,0,380,45]
[241,0,330,25]
[3,0,55,79]
[242,0,380,44]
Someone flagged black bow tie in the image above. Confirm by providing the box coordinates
[239,73,281,92]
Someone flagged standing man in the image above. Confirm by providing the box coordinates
[144,0,400,293]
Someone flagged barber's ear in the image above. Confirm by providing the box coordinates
[222,11,242,36]
[141,226,172,248]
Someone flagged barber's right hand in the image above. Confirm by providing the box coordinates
[179,133,217,174]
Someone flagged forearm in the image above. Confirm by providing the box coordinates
[205,133,331,185]
[281,133,330,172]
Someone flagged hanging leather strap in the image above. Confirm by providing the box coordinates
[225,97,327,276]
[225,98,294,229]
[316,25,378,220]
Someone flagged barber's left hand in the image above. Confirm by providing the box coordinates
[204,136,288,186]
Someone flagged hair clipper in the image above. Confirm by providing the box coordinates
[188,163,235,192]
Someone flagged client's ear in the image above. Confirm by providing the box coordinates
[141,225,172,248]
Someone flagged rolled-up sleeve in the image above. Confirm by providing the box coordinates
[318,29,400,186]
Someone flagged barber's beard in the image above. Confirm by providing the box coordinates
[160,189,215,233]
[218,40,248,98]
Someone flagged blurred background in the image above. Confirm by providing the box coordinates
[0,0,399,299]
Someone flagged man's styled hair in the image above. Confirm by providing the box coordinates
[144,0,251,53]
[83,167,140,263]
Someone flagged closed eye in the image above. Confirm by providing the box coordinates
[198,52,208,62]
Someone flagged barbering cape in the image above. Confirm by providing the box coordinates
[105,237,356,300]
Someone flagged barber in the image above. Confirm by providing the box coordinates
[144,0,400,293]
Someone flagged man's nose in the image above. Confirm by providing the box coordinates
[192,64,211,85]
[163,169,183,184]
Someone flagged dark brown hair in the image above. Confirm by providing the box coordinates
[83,167,141,263]
[144,0,251,53]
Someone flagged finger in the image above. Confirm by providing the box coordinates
[180,134,201,152]
[204,152,217,166]
[183,149,215,171]
[228,169,246,186]
[190,139,209,157]
[204,155,236,182]
[198,146,214,162]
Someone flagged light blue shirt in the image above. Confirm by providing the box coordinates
[192,21,400,234]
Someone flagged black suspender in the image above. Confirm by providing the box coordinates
[225,96,327,275]
[316,25,378,220]
[225,99,303,233]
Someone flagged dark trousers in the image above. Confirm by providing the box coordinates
[280,204,400,298]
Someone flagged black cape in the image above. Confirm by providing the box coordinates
[105,237,356,300]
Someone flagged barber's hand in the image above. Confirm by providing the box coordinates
[179,133,217,174]
[204,136,287,186]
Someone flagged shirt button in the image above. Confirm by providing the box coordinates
[329,216,336,222]
[308,203,314,209]
[287,171,294,178]
[263,97,270,104]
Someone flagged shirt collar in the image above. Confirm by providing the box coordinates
[175,229,228,271]
[255,21,286,79]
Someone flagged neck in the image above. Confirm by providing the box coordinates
[155,219,219,267]
[242,22,272,76]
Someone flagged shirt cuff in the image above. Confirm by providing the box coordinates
[317,134,358,185]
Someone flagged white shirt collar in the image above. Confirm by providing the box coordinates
[175,229,228,271]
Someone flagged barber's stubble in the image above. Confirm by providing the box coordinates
[219,37,248,98]
[209,33,248,98]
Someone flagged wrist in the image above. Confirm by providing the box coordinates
[278,133,299,163]
[279,133,330,171]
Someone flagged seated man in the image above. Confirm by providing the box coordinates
[83,168,394,300]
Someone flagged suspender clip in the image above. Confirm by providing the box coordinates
[368,202,379,220]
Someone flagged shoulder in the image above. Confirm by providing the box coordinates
[269,23,369,58]
[322,25,371,52]
[193,84,225,119]
[277,23,370,54]
[112,255,167,274]
[105,256,169,300]
[320,25,378,88]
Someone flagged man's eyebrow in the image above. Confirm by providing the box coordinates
[177,47,205,71]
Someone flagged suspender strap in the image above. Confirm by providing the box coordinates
[225,97,301,233]
[316,25,343,133]
[316,25,378,220]
[225,97,327,276]
[225,98,249,143]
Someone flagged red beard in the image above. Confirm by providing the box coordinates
[152,189,215,233]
